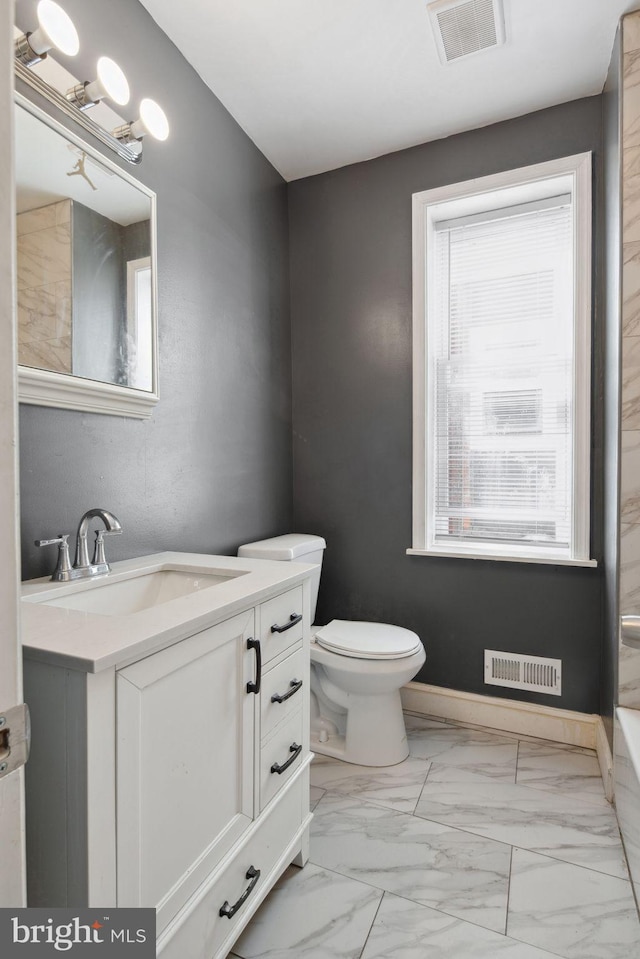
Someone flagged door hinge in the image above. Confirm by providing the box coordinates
[0,703,30,778]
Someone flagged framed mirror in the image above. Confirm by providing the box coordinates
[15,93,158,418]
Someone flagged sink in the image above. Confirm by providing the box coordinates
[27,568,246,617]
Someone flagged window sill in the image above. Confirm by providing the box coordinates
[406,548,598,569]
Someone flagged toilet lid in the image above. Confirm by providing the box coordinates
[314,620,423,660]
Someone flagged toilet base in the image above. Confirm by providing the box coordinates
[310,689,410,767]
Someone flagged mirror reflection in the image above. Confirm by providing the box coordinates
[15,102,154,392]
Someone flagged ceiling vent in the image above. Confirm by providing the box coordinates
[427,0,506,64]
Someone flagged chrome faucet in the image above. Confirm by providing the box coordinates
[36,508,123,582]
[74,508,122,572]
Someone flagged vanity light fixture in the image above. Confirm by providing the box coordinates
[112,98,170,144]
[15,0,79,67]
[14,5,168,165]
[65,56,130,110]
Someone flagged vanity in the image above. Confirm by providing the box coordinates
[21,552,313,958]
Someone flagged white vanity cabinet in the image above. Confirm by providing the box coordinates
[21,554,313,959]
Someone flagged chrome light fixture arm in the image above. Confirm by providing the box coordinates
[15,60,142,165]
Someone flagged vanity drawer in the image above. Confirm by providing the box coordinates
[261,645,306,741]
[259,708,305,811]
[158,776,304,959]
[258,587,304,663]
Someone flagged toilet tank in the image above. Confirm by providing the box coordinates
[238,534,326,624]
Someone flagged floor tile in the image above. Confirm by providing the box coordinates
[232,862,382,959]
[310,785,325,811]
[515,741,607,806]
[231,718,639,959]
[361,892,560,959]
[414,777,628,878]
[405,715,518,781]
[310,790,511,933]
[507,847,640,959]
[425,762,511,784]
[310,754,431,813]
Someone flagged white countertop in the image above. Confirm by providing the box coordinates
[21,552,314,673]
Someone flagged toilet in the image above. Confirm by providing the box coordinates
[237,534,426,767]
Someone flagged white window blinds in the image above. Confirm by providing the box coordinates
[428,197,575,555]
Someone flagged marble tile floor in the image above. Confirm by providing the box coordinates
[229,716,640,959]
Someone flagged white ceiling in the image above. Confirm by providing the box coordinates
[139,0,637,182]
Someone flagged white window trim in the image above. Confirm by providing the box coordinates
[409,153,595,567]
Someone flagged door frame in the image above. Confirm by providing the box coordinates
[0,0,27,907]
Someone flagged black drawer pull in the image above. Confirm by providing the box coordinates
[219,865,261,919]
[271,613,302,634]
[271,679,303,704]
[271,742,302,775]
[246,638,261,694]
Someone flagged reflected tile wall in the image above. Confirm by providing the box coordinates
[16,199,72,375]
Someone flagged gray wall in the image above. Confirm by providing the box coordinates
[122,219,151,264]
[602,33,622,744]
[72,202,124,385]
[17,0,292,579]
[290,97,604,712]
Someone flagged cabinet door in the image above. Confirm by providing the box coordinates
[116,610,255,931]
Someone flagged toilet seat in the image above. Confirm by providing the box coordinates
[314,620,423,660]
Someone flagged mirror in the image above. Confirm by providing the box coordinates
[15,95,158,418]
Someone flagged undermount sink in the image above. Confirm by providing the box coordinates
[27,567,246,617]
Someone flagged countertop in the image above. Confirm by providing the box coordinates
[21,551,314,673]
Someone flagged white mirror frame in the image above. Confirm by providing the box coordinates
[15,93,159,419]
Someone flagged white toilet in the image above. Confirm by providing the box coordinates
[238,533,426,767]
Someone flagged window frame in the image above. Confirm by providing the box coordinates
[409,153,596,567]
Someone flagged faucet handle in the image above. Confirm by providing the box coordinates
[92,527,122,567]
[35,534,73,582]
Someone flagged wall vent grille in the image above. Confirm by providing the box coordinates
[428,0,506,64]
[484,650,562,695]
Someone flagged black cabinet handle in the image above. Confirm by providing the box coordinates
[271,613,302,634]
[246,638,261,694]
[219,866,261,919]
[270,742,302,775]
[271,679,303,704]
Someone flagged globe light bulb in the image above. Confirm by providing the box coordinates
[29,1,79,57]
[131,99,169,142]
[85,57,130,106]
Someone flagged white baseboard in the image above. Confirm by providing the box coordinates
[401,681,599,749]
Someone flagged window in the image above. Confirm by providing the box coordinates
[126,257,153,392]
[410,154,594,566]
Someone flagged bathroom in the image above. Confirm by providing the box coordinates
[1,0,640,956]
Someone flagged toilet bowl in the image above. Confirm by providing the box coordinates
[237,534,426,767]
[310,620,426,766]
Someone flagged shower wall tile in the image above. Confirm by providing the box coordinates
[621,338,640,427]
[620,13,640,709]
[619,643,640,708]
[16,202,57,236]
[18,335,72,375]
[620,431,640,522]
[620,523,640,609]
[16,200,72,375]
[625,14,640,54]
[623,242,640,335]
[623,172,640,243]
[624,40,640,146]
[17,223,71,291]
[624,144,640,183]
